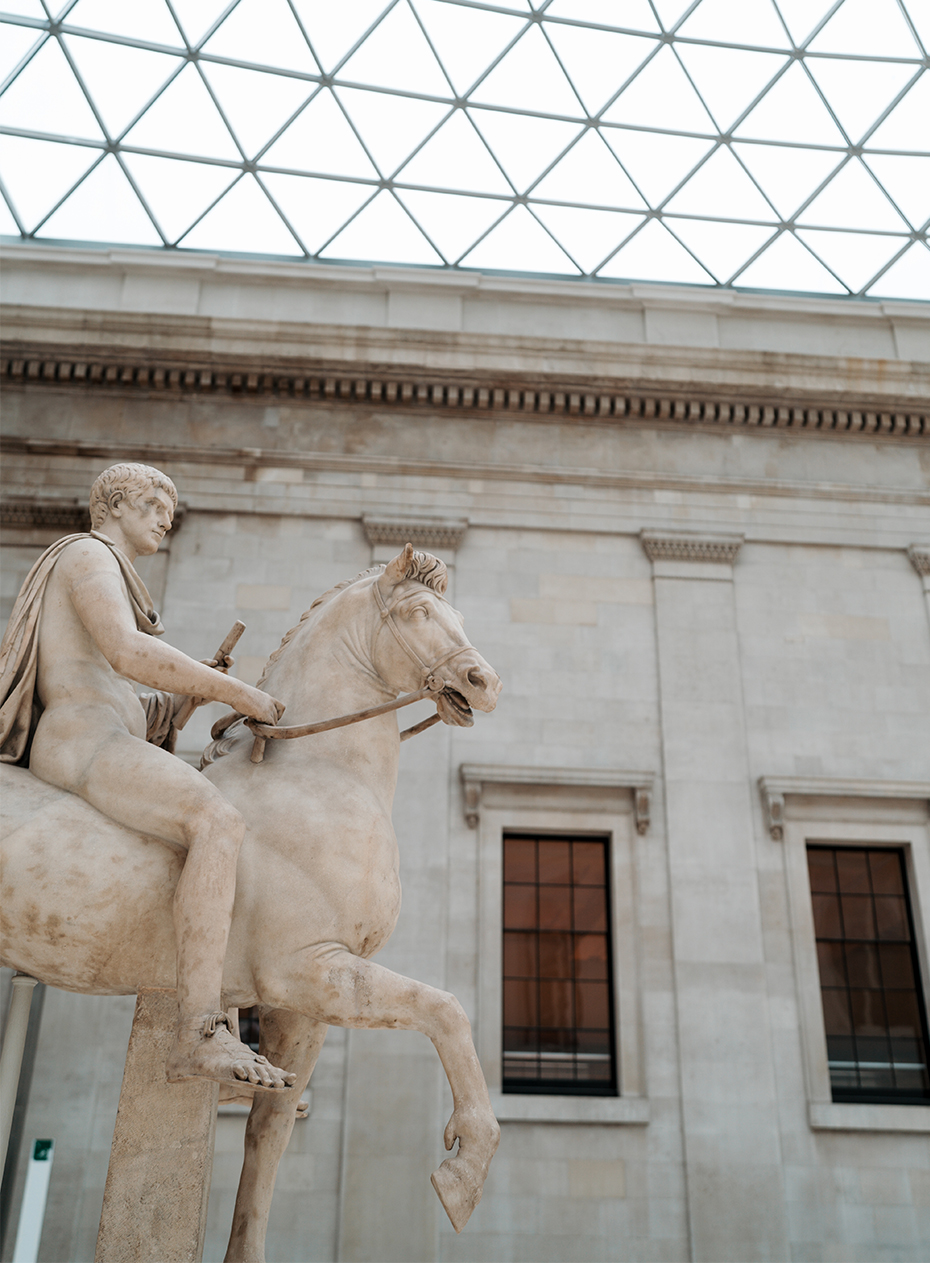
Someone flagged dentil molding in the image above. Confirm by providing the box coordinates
[362,515,468,553]
[641,530,744,566]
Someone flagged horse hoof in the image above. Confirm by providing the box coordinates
[431,1158,481,1234]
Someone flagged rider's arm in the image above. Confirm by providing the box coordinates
[60,541,282,725]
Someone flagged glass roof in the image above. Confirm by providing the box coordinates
[1,0,928,300]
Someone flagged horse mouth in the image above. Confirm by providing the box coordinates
[437,687,474,727]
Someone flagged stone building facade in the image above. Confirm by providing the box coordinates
[1,243,929,1263]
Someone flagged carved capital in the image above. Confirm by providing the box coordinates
[908,545,930,576]
[641,530,744,566]
[363,515,468,553]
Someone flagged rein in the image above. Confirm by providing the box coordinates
[244,580,472,763]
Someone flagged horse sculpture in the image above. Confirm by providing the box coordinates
[0,545,502,1262]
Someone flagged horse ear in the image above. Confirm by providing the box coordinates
[380,542,415,588]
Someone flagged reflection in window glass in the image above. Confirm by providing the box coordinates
[502,833,616,1096]
[808,845,930,1104]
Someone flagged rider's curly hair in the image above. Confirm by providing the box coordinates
[89,463,178,530]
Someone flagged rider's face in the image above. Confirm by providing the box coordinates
[113,486,175,557]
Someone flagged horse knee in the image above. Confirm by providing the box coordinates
[435,990,471,1039]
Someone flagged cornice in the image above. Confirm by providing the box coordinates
[362,515,468,552]
[641,531,744,565]
[758,776,930,840]
[3,342,925,442]
[0,496,187,535]
[460,764,653,833]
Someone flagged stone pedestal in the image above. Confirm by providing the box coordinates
[95,990,218,1263]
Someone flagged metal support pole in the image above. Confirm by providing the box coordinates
[0,977,38,1171]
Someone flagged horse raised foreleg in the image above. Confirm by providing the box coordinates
[271,944,500,1234]
[224,1009,327,1263]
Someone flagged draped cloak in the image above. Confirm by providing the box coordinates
[0,531,175,765]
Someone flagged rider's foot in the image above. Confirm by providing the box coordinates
[166,1012,296,1091]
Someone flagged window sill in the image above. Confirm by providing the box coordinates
[808,1101,930,1133]
[491,1092,649,1125]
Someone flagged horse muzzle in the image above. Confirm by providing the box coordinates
[436,652,502,725]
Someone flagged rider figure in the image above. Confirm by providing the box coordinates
[0,463,295,1093]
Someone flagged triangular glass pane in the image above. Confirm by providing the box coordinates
[604,128,714,204]
[290,0,392,74]
[544,1,660,32]
[169,0,232,48]
[0,192,20,234]
[0,24,43,85]
[733,141,843,218]
[338,0,450,96]
[472,24,583,117]
[799,157,908,230]
[2,2,47,18]
[734,60,845,145]
[675,44,789,131]
[121,151,238,242]
[866,240,930,299]
[201,63,312,160]
[531,128,646,208]
[796,227,907,291]
[470,108,581,194]
[37,152,162,243]
[334,87,447,176]
[666,217,776,281]
[259,172,374,252]
[179,172,303,253]
[650,0,700,30]
[531,203,643,272]
[602,45,716,134]
[261,89,377,178]
[865,72,930,151]
[0,134,99,230]
[121,63,240,159]
[201,0,318,72]
[321,189,442,265]
[62,36,181,138]
[596,217,714,282]
[410,0,525,97]
[772,0,839,46]
[733,229,847,291]
[809,0,920,57]
[665,146,776,220]
[65,0,183,46]
[903,0,930,52]
[460,204,580,273]
[0,37,103,141]
[807,56,918,145]
[863,153,930,228]
[396,188,508,263]
[544,24,656,115]
[676,0,789,47]
[397,110,510,194]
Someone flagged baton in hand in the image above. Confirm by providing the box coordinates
[172,620,246,732]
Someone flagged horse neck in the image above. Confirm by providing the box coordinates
[259,583,393,727]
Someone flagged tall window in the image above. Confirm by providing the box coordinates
[808,845,930,1104]
[502,833,616,1096]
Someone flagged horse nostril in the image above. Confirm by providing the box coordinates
[467,667,486,690]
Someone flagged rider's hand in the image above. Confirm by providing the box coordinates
[239,685,285,727]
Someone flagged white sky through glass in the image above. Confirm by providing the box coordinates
[0,0,926,300]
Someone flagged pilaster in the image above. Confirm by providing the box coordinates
[643,529,789,1262]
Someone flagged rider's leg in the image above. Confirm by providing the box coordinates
[225,1010,328,1263]
[31,720,294,1091]
[258,944,499,1231]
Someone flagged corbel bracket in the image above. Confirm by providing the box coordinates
[460,765,653,833]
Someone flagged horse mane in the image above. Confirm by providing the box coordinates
[255,550,447,689]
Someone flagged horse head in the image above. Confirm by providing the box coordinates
[372,544,501,727]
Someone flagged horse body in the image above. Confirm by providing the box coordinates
[0,549,502,1259]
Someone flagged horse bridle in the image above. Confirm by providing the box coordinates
[244,580,476,763]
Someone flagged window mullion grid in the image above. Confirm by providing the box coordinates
[173,171,246,248]
[897,0,929,56]
[0,26,48,96]
[28,150,108,237]
[308,186,381,260]
[112,58,187,147]
[0,172,27,235]
[250,171,310,256]
[252,86,324,167]
[327,0,403,82]
[862,238,921,296]
[282,0,326,69]
[859,65,925,150]
[113,148,169,245]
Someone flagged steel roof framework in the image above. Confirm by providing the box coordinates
[0,0,927,299]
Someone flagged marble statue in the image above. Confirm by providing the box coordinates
[0,467,502,1258]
